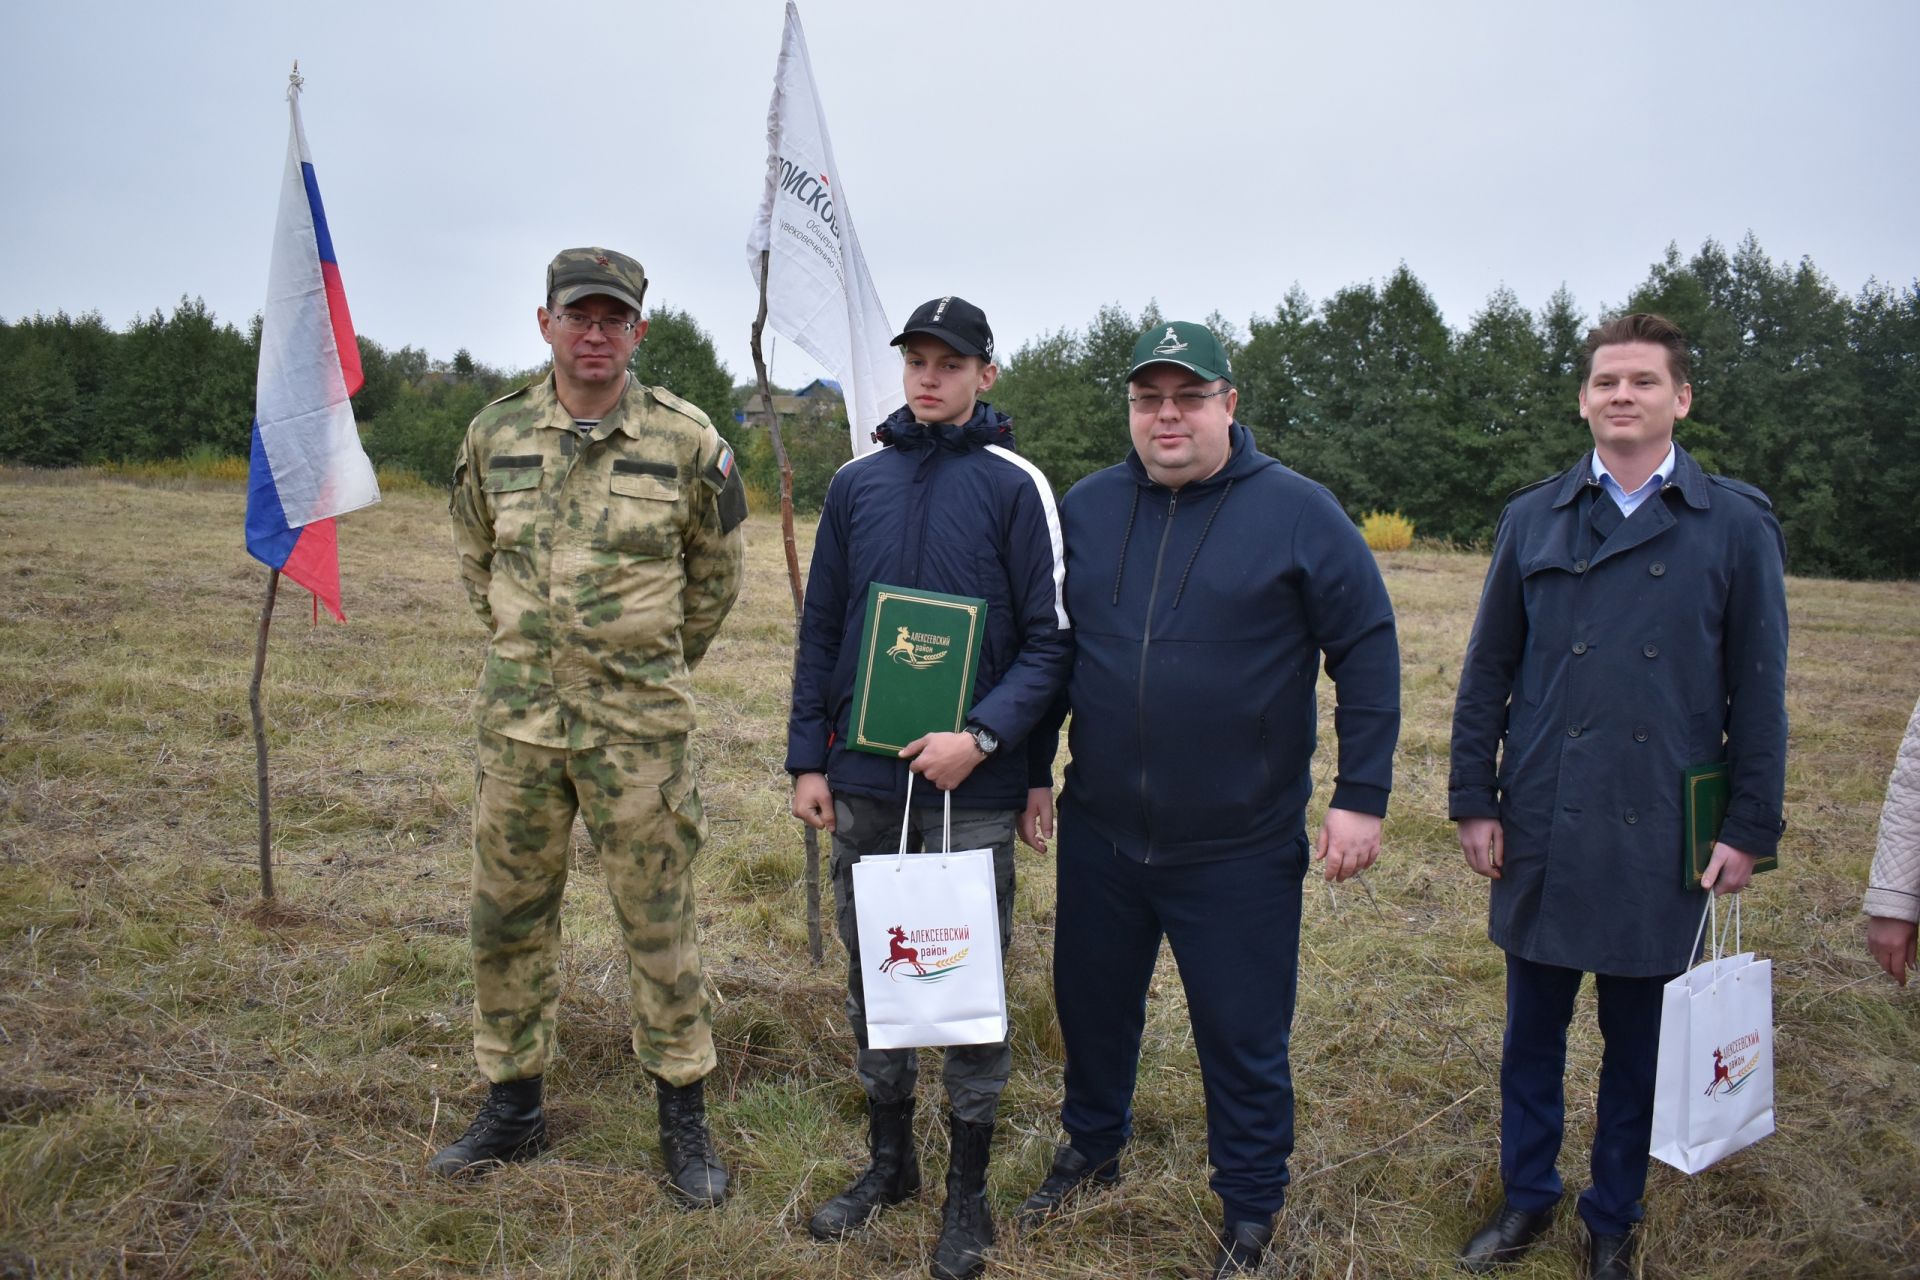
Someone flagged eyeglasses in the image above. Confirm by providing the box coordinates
[551,311,638,335]
[1127,388,1231,413]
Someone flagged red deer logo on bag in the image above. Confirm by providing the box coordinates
[1704,1030,1763,1098]
[1704,1047,1731,1096]
[876,923,974,982]
[880,925,927,975]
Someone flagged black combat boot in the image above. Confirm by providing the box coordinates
[427,1076,547,1177]
[929,1112,994,1280]
[808,1097,921,1240]
[655,1075,730,1208]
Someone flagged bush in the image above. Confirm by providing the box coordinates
[1360,510,1415,552]
[737,417,851,513]
[361,380,503,485]
[102,450,249,485]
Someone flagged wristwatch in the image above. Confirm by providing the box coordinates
[964,723,1000,757]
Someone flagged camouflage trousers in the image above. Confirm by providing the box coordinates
[830,793,1016,1124]
[469,728,714,1087]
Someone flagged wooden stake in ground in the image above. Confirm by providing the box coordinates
[248,568,281,900]
[752,248,824,965]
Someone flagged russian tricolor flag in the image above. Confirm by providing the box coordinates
[244,75,379,621]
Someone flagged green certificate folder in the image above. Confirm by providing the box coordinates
[1682,760,1779,890]
[848,582,987,757]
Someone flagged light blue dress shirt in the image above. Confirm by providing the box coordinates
[1592,445,1676,518]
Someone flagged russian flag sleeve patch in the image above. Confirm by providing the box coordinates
[706,442,747,533]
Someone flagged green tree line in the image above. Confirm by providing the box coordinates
[996,236,1920,580]
[0,302,741,489]
[2,235,1915,577]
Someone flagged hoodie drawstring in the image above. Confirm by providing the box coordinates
[1111,485,1141,605]
[1112,479,1234,608]
[1170,480,1234,610]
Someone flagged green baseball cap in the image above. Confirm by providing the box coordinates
[546,247,648,313]
[1127,320,1233,384]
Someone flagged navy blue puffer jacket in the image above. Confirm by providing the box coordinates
[786,402,1071,810]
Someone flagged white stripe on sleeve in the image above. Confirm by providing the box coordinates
[985,444,1070,630]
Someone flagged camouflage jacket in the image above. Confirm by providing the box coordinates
[451,373,747,748]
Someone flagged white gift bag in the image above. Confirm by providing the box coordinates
[1650,894,1775,1174]
[851,774,1008,1049]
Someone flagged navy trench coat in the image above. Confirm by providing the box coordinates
[1449,445,1789,977]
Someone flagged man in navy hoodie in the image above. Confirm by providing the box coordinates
[787,296,1070,1280]
[1018,321,1400,1277]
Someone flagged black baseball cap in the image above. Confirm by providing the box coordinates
[892,296,995,362]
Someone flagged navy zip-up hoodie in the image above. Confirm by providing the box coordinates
[786,401,1070,810]
[1036,423,1400,863]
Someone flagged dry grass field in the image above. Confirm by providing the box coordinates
[1,469,1916,1279]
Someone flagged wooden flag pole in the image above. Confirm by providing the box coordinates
[248,568,281,900]
[752,248,823,965]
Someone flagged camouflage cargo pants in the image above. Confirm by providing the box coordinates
[470,728,714,1087]
[830,793,1016,1124]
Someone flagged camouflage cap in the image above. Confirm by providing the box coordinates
[546,247,648,314]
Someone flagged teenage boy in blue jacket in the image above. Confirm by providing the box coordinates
[787,296,1070,1280]
[1018,321,1401,1278]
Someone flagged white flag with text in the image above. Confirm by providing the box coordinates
[747,1,901,456]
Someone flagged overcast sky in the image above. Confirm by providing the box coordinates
[3,0,1915,390]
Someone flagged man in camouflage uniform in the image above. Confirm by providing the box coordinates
[429,248,748,1208]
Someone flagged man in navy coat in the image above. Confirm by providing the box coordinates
[1449,313,1788,1279]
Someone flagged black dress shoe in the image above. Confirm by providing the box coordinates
[1212,1216,1275,1277]
[1587,1228,1636,1279]
[1014,1143,1121,1230]
[1459,1201,1554,1273]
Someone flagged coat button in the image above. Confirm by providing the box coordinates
[1572,641,1588,655]
[1574,559,1589,573]
[1649,562,1666,576]
[1643,643,1659,658]
[1625,809,1639,824]
[1634,727,1649,742]
[1568,725,1582,738]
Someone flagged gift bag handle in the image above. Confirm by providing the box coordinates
[892,771,955,870]
[1688,893,1744,991]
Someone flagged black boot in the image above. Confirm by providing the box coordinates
[808,1097,921,1240]
[427,1077,547,1177]
[655,1075,730,1209]
[929,1112,994,1280]
[1459,1200,1555,1273]
[1015,1142,1121,1230]
[1212,1215,1275,1277]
